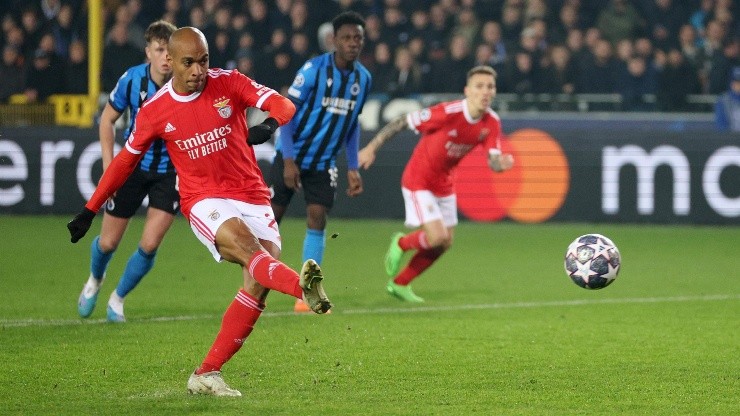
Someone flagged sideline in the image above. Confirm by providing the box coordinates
[2,294,737,328]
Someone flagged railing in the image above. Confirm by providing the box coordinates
[2,94,96,127]
[0,93,719,129]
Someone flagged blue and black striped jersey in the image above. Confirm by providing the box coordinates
[108,63,174,174]
[276,52,372,171]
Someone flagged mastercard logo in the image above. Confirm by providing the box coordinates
[455,129,570,223]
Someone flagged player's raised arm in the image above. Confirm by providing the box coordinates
[358,115,408,169]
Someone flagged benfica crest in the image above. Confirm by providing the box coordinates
[213,97,232,118]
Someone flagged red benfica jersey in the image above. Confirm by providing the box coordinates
[85,69,295,220]
[402,99,502,195]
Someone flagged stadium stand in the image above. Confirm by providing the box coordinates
[1,0,737,127]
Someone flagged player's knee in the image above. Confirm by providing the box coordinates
[97,237,120,253]
[426,233,452,250]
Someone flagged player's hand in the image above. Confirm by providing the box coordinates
[67,208,96,243]
[358,146,376,169]
[489,153,514,172]
[346,170,363,197]
[247,117,279,145]
[283,158,301,190]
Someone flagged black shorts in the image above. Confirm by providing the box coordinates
[269,152,338,209]
[105,169,180,218]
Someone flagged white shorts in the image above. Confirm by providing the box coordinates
[189,198,281,262]
[401,187,458,228]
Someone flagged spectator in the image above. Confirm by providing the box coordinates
[478,21,507,69]
[288,1,318,53]
[102,23,144,92]
[360,14,383,67]
[656,48,701,111]
[550,3,582,45]
[596,0,644,46]
[187,5,206,28]
[427,4,451,56]
[20,7,43,57]
[677,23,701,67]
[646,0,689,51]
[40,0,61,21]
[386,45,423,98]
[0,45,25,102]
[49,3,76,58]
[261,46,295,95]
[577,38,618,94]
[24,48,64,102]
[235,49,255,78]
[689,0,714,43]
[714,66,740,131]
[380,6,409,49]
[245,0,271,48]
[317,21,334,53]
[63,39,87,94]
[708,37,740,94]
[161,0,187,27]
[451,7,480,48]
[208,30,232,70]
[618,54,657,111]
[426,33,474,93]
[289,31,311,70]
[270,0,293,32]
[500,50,537,95]
[203,5,232,47]
[369,42,394,94]
[537,44,577,94]
[106,4,145,50]
[500,3,523,49]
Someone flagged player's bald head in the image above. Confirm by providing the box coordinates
[168,27,208,58]
[167,26,209,94]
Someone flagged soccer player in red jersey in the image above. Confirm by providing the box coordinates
[67,27,331,397]
[358,65,514,302]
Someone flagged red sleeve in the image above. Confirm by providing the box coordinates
[233,70,296,125]
[84,149,142,212]
[260,93,296,125]
[84,108,155,211]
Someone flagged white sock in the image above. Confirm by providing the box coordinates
[108,291,125,315]
[82,274,104,298]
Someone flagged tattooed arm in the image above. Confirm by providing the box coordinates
[358,115,408,169]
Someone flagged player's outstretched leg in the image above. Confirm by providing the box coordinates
[386,280,424,303]
[299,259,332,314]
[78,273,105,318]
[187,371,242,397]
[384,232,405,277]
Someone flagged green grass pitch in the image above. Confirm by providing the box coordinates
[0,216,738,415]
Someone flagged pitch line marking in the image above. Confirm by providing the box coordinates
[1,294,737,328]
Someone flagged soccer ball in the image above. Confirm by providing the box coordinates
[564,234,621,289]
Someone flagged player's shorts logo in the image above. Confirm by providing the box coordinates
[208,209,220,221]
[106,199,115,211]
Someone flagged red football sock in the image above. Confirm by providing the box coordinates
[398,230,430,251]
[196,290,264,374]
[394,249,443,286]
[247,251,303,299]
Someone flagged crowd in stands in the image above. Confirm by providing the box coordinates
[0,0,738,112]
